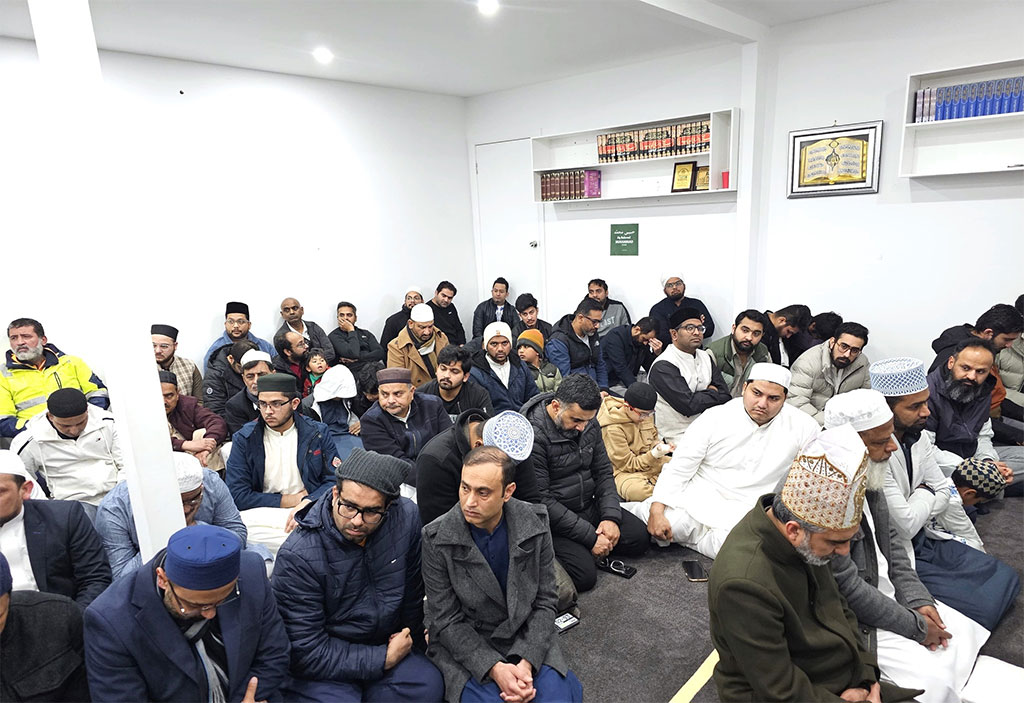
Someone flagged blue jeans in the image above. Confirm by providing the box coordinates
[461,666,582,703]
[284,650,444,702]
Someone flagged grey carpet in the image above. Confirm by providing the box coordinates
[559,497,1023,702]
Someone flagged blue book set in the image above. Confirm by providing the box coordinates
[914,76,1023,122]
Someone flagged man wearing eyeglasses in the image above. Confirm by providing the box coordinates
[226,373,339,555]
[648,274,716,349]
[546,298,610,391]
[787,321,872,426]
[273,448,444,702]
[648,307,731,445]
[272,330,313,397]
[84,524,290,703]
[202,301,275,371]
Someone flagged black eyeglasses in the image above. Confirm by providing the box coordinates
[336,499,386,525]
[167,580,239,614]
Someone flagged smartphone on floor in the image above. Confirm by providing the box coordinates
[683,559,709,582]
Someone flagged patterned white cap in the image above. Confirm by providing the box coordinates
[239,349,272,367]
[870,357,928,397]
[410,303,434,322]
[173,452,204,493]
[482,411,535,462]
[823,389,893,432]
[748,362,792,390]
[781,423,869,530]
[483,321,513,345]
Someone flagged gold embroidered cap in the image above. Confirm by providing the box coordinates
[781,424,869,530]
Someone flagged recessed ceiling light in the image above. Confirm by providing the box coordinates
[478,0,499,17]
[312,47,334,65]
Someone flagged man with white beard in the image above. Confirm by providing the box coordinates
[823,390,1021,703]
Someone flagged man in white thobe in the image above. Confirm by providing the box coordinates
[628,363,819,558]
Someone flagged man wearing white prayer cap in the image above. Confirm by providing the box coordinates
[823,389,1020,703]
[385,301,450,388]
[648,273,716,348]
[626,362,819,558]
[380,285,425,348]
[469,321,540,413]
[709,425,921,703]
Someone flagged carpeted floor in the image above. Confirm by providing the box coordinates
[559,496,1023,702]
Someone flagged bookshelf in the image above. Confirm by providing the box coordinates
[530,108,738,204]
[898,58,1024,178]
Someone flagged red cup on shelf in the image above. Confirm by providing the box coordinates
[721,170,730,189]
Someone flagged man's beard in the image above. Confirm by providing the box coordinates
[865,458,888,491]
[553,409,580,439]
[734,337,754,353]
[946,375,986,404]
[831,355,852,369]
[893,414,927,433]
[795,532,833,566]
[14,342,44,363]
[668,290,684,301]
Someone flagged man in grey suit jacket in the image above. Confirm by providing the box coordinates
[421,446,582,703]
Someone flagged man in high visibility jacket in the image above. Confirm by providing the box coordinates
[1,318,108,438]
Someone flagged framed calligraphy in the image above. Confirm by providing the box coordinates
[786,121,882,198]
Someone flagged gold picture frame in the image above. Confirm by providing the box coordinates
[671,161,698,192]
[695,165,710,191]
[786,121,882,198]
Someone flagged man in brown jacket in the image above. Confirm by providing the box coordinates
[387,303,450,388]
[597,382,672,500]
[161,370,228,469]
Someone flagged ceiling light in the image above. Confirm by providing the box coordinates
[312,47,334,65]
[478,0,499,17]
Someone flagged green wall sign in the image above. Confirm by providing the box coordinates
[610,223,639,256]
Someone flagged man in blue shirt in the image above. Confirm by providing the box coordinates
[203,301,274,370]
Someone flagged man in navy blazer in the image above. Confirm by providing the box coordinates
[0,453,110,609]
[84,524,290,702]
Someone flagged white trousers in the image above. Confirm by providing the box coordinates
[625,498,729,558]
[239,507,293,557]
[876,600,989,703]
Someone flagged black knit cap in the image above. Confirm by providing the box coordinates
[158,370,179,386]
[225,302,249,318]
[47,388,89,418]
[669,307,705,330]
[624,382,658,411]
[335,447,407,499]
[150,324,179,340]
[257,373,297,394]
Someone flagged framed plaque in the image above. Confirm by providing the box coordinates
[671,161,698,192]
[786,121,882,198]
[695,165,710,191]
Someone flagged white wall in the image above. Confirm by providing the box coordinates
[758,0,1024,363]
[0,38,476,372]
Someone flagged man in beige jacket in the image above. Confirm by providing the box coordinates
[598,382,672,500]
[387,303,450,388]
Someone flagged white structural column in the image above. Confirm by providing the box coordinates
[27,0,184,562]
[638,0,767,43]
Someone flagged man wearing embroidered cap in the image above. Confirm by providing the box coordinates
[85,524,290,702]
[203,301,275,371]
[381,286,426,350]
[152,323,204,398]
[628,363,819,557]
[471,321,540,412]
[387,302,450,389]
[709,425,919,703]
[273,448,444,702]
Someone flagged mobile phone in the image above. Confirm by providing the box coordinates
[682,559,708,582]
[555,613,580,633]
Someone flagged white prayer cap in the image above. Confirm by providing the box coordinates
[0,449,47,499]
[405,285,422,296]
[482,411,535,462]
[173,453,204,493]
[747,362,791,390]
[660,272,684,287]
[823,389,893,432]
[781,423,869,530]
[870,357,928,397]
[410,303,434,323]
[483,321,513,346]
[239,349,272,367]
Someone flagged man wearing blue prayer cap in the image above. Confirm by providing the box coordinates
[83,524,290,702]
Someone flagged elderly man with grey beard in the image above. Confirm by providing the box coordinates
[823,390,1021,703]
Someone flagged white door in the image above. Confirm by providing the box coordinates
[474,139,545,308]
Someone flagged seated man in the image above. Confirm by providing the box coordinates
[0,451,111,608]
[421,446,583,703]
[418,345,493,422]
[227,373,339,555]
[0,552,90,703]
[632,364,819,558]
[329,301,386,376]
[929,303,1022,373]
[360,368,451,479]
[598,381,671,501]
[470,322,540,413]
[10,387,123,509]
[84,524,289,702]
[953,457,1008,513]
[277,297,335,364]
[708,425,919,703]
[273,448,444,702]
[96,453,252,579]
[381,287,425,349]
[426,280,467,347]
[473,277,517,340]
[273,329,312,396]
[761,304,811,367]
[516,330,561,393]
[602,316,661,392]
[788,321,872,425]
[388,303,450,389]
[224,350,275,435]
[1,318,108,438]
[705,309,771,397]
[648,307,731,444]
[823,391,1013,701]
[547,299,609,389]
[649,274,715,349]
[523,375,649,593]
[511,293,553,340]
[585,278,631,339]
[152,324,204,399]
[417,409,540,526]
[163,371,228,471]
[203,339,257,416]
[202,301,274,370]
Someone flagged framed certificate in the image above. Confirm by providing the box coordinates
[695,165,710,191]
[671,161,698,192]
[786,121,882,198]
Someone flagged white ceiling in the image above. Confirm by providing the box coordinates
[0,0,892,97]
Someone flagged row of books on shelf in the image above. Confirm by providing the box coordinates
[914,77,1024,122]
[597,120,709,162]
[540,170,601,201]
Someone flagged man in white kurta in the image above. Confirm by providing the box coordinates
[628,363,819,558]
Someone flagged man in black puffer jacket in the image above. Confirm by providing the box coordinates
[522,375,649,592]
